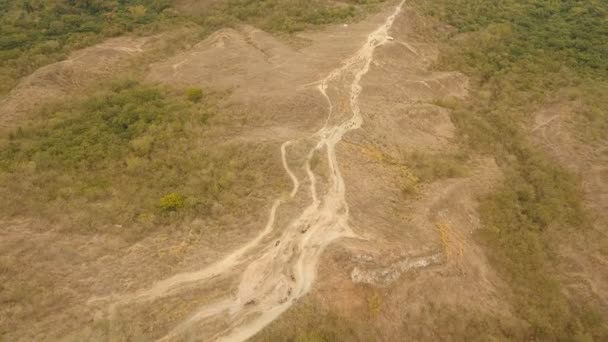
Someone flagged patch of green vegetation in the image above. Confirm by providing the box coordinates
[412,0,608,340]
[186,87,204,103]
[379,151,467,197]
[0,80,275,239]
[424,1,608,79]
[425,0,608,143]
[4,80,182,167]
[404,152,469,183]
[477,151,591,339]
[158,192,186,212]
[574,82,608,143]
[0,0,186,95]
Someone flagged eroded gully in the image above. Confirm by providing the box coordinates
[94,2,406,340]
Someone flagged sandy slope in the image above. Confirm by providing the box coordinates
[95,3,407,341]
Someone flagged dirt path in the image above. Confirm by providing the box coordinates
[93,2,406,340]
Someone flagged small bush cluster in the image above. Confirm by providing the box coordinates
[186,87,204,102]
[158,192,185,212]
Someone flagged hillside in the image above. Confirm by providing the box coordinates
[0,0,606,341]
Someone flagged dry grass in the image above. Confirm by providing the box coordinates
[434,222,464,263]
[355,143,469,196]
[250,299,375,342]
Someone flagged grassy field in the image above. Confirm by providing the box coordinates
[413,0,608,339]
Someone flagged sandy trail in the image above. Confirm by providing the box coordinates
[95,1,406,340]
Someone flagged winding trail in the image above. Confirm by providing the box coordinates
[94,2,406,340]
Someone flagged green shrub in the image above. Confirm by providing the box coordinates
[158,192,185,212]
[0,80,212,234]
[186,87,204,102]
[0,80,185,168]
[404,152,468,183]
